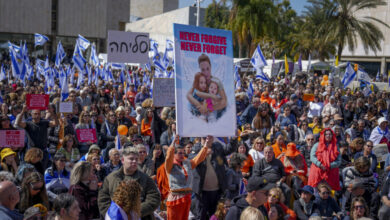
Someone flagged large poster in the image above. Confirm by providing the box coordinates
[174,24,236,137]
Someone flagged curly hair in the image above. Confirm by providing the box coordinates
[24,148,43,164]
[112,180,141,218]
[269,187,285,203]
[350,137,365,154]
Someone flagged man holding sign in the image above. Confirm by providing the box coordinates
[16,105,59,168]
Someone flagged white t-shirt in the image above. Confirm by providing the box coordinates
[249,149,264,162]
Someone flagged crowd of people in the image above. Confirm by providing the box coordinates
[0,50,390,220]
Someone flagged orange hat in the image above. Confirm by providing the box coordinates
[285,143,300,157]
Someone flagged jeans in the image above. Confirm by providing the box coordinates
[192,190,221,220]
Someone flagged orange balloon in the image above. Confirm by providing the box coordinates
[118,125,128,136]
[323,75,328,80]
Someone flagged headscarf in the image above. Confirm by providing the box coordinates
[315,128,339,168]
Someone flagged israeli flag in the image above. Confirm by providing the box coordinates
[8,42,21,77]
[341,62,356,89]
[250,44,267,69]
[247,80,254,100]
[357,68,371,84]
[34,33,49,47]
[77,70,84,90]
[105,201,127,220]
[376,69,381,81]
[234,65,241,89]
[166,39,174,51]
[0,65,6,81]
[26,64,34,81]
[90,45,99,67]
[61,74,69,101]
[77,34,90,50]
[239,179,247,195]
[73,42,86,71]
[86,65,92,85]
[119,69,125,84]
[298,54,302,71]
[116,131,122,150]
[162,48,170,69]
[111,63,125,70]
[145,62,151,72]
[69,67,75,85]
[255,68,270,83]
[55,41,66,68]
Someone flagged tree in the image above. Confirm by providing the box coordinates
[204,0,230,29]
[309,0,389,58]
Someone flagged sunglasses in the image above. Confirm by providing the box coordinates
[320,191,330,195]
[30,182,43,191]
[366,145,373,148]
[256,142,264,144]
[269,194,279,199]
[354,205,364,210]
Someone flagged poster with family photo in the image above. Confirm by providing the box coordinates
[173,23,236,137]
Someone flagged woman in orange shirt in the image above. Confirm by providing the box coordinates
[272,133,287,159]
[141,108,153,137]
[237,141,254,178]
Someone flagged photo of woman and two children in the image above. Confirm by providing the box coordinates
[186,54,228,123]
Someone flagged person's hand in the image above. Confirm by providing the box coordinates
[205,135,213,148]
[22,104,28,113]
[386,166,390,172]
[280,176,286,183]
[152,149,159,160]
[197,104,208,115]
[242,178,248,185]
[95,164,101,171]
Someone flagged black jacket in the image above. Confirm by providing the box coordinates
[293,199,320,220]
[189,139,237,195]
[225,194,268,220]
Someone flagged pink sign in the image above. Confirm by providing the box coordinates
[26,94,49,110]
[76,129,97,143]
[0,130,25,148]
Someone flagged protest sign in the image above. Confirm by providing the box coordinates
[0,130,25,148]
[373,144,389,162]
[302,94,315,102]
[76,129,97,143]
[59,102,73,113]
[107,30,149,63]
[174,24,236,137]
[153,78,175,107]
[26,94,49,110]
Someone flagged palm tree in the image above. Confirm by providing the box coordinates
[309,0,389,58]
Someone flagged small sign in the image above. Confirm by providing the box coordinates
[0,130,25,148]
[76,129,97,143]
[26,94,49,110]
[59,102,73,113]
[107,30,149,63]
[153,78,175,107]
[302,94,315,102]
[373,144,389,162]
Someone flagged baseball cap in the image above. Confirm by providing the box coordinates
[246,176,275,192]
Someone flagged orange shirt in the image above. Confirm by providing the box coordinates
[241,154,254,174]
[265,201,297,220]
[272,142,286,158]
[141,117,152,136]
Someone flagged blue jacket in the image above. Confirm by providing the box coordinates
[240,104,257,126]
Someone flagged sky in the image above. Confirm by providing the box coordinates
[179,0,309,15]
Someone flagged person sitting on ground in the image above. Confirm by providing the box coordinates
[313,183,342,219]
[293,185,319,220]
[225,153,247,200]
[101,148,122,175]
[264,187,297,220]
[18,172,49,214]
[44,153,70,202]
[0,180,23,220]
[50,193,81,220]
[0,148,18,176]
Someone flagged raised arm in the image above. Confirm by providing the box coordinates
[49,110,59,127]
[190,136,212,169]
[165,135,179,174]
[194,90,220,101]
[16,105,27,128]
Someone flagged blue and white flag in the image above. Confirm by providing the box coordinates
[307,54,312,73]
[162,48,170,69]
[77,34,90,51]
[357,68,371,84]
[0,65,6,81]
[55,41,66,68]
[73,42,86,71]
[145,62,151,72]
[77,70,84,90]
[247,80,254,100]
[239,179,247,195]
[116,131,121,150]
[234,65,241,89]
[376,69,381,81]
[8,42,22,78]
[250,44,267,69]
[26,64,34,81]
[256,68,270,83]
[34,33,49,47]
[61,74,69,101]
[105,201,127,220]
[119,69,125,84]
[341,62,356,89]
[90,45,99,67]
[86,65,92,85]
[166,39,174,51]
[111,63,125,70]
